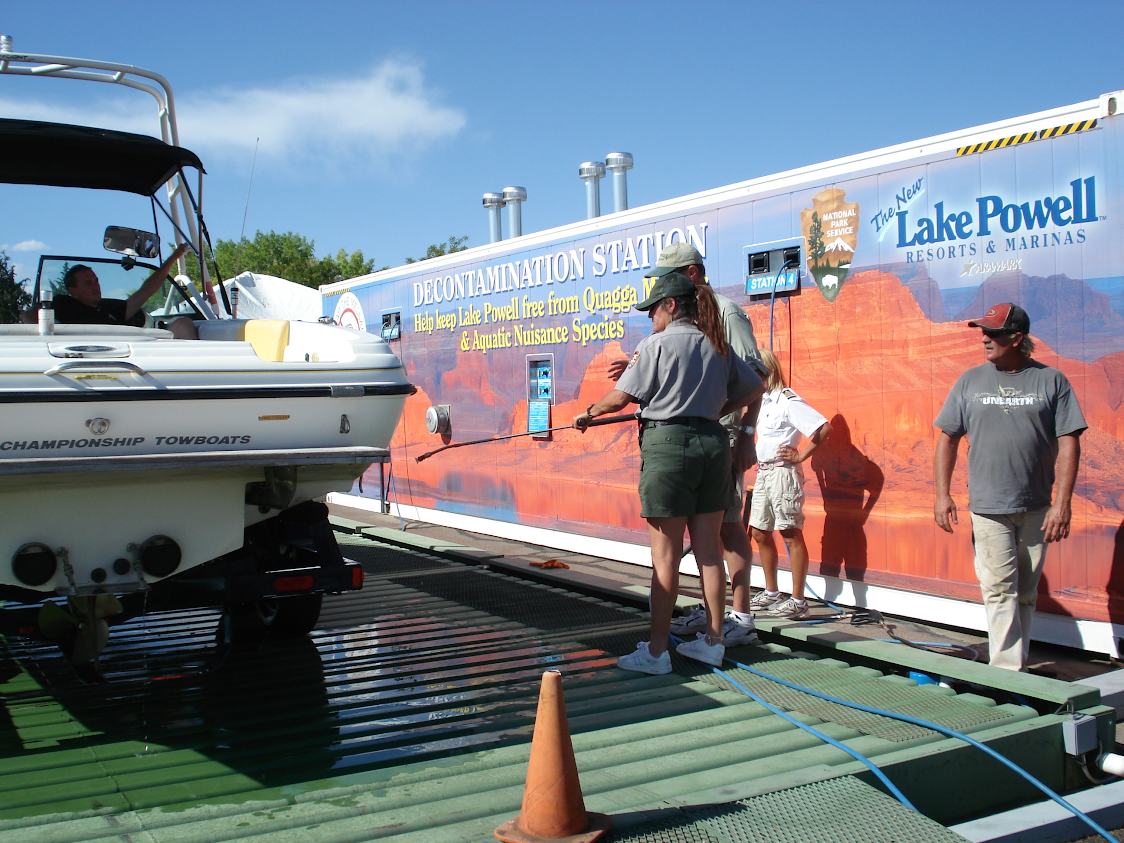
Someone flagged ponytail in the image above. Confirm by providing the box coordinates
[694,284,728,356]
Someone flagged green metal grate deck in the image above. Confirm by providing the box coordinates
[688,659,1010,743]
[0,532,1084,841]
[612,776,969,842]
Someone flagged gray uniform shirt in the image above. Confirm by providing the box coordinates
[934,360,1087,514]
[616,320,762,420]
[714,291,762,432]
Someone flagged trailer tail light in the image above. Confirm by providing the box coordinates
[274,574,315,592]
[351,565,364,589]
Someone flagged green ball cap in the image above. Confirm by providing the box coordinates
[635,271,696,311]
[646,241,704,278]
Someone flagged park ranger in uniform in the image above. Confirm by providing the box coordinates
[581,272,764,672]
[611,242,765,644]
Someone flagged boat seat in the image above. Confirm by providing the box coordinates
[197,319,290,362]
[244,320,290,362]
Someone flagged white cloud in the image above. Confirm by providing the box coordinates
[0,59,465,166]
[3,240,48,252]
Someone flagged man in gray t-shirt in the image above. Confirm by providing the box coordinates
[933,303,1086,671]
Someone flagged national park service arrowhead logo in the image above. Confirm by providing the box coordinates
[801,188,859,303]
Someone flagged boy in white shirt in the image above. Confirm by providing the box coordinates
[749,349,832,619]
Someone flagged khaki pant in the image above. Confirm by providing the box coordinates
[970,508,1049,672]
[748,463,805,532]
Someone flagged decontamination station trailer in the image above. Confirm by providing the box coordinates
[323,90,1124,656]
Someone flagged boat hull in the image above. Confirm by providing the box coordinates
[0,321,412,594]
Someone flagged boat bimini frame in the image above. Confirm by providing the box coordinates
[0,34,223,317]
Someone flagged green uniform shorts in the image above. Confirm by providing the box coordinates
[638,419,736,518]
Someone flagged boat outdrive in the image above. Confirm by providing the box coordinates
[0,40,413,674]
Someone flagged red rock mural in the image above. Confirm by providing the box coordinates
[340,115,1124,626]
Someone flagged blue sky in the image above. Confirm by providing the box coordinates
[2,1,1123,283]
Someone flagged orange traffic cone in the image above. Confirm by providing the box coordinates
[495,669,612,843]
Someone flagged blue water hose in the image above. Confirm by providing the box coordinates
[669,634,917,811]
[802,582,844,613]
[710,648,1117,842]
[387,459,407,531]
[776,565,980,659]
[767,259,798,351]
[872,639,980,661]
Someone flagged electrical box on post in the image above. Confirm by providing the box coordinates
[527,355,554,439]
[1062,713,1099,756]
[744,237,805,298]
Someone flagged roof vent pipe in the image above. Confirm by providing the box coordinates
[0,36,12,53]
[482,192,506,243]
[605,152,633,213]
[502,186,527,238]
[579,162,606,219]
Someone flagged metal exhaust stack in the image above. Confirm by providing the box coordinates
[482,192,507,243]
[579,162,606,219]
[605,153,633,213]
[503,186,527,238]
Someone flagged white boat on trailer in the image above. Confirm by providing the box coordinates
[0,38,413,671]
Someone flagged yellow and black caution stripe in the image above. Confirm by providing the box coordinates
[956,119,1097,156]
[1039,119,1098,138]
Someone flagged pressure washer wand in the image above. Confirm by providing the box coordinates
[415,412,640,462]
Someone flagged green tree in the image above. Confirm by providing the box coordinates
[315,247,379,286]
[0,252,31,324]
[191,230,378,289]
[807,211,825,262]
[405,235,469,264]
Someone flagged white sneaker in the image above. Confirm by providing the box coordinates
[669,604,707,636]
[617,641,671,675]
[749,590,783,611]
[675,632,725,667]
[766,597,809,620]
[721,613,759,645]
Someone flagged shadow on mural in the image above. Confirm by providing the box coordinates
[811,415,884,605]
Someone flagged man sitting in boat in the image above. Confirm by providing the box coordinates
[52,243,197,338]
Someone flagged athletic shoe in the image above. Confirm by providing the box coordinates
[721,613,759,645]
[617,641,671,675]
[749,590,783,611]
[676,632,725,667]
[669,604,707,636]
[766,597,809,620]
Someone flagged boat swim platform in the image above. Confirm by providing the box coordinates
[0,523,1113,843]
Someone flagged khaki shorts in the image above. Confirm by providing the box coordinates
[638,420,735,518]
[748,463,805,531]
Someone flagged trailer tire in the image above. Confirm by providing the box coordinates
[265,593,323,639]
[228,593,323,641]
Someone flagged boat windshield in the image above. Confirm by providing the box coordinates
[35,256,203,323]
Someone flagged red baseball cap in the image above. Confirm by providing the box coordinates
[968,302,1030,333]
